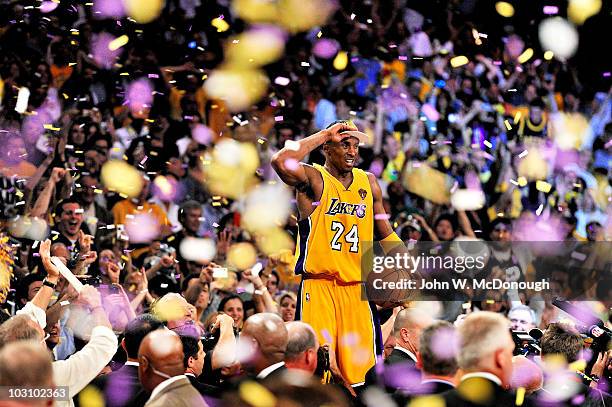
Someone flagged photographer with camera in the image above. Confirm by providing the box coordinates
[530,322,612,406]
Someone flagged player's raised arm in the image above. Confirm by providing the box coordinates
[271,122,357,186]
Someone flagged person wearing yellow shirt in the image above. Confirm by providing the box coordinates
[112,176,172,239]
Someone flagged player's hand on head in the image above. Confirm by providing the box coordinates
[326,121,358,144]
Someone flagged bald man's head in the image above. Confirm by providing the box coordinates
[393,308,434,352]
[241,313,288,374]
[138,329,185,392]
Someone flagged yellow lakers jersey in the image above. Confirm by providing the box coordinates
[294,164,374,283]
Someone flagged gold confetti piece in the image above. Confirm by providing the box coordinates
[211,17,230,32]
[450,55,469,68]
[544,50,554,60]
[333,51,348,70]
[124,0,164,23]
[203,68,269,112]
[536,180,552,193]
[239,381,276,407]
[277,0,336,33]
[119,72,130,76]
[516,387,526,406]
[495,1,514,17]
[568,0,601,25]
[225,28,285,68]
[504,120,512,130]
[518,47,533,64]
[513,111,522,124]
[518,150,548,181]
[108,35,129,51]
[101,160,144,198]
[77,386,104,407]
[228,242,257,270]
[408,395,445,407]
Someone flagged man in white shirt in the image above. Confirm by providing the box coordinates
[138,329,207,407]
[0,239,118,407]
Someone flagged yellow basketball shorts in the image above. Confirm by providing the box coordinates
[296,277,382,386]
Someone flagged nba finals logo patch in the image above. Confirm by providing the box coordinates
[305,293,310,302]
[358,188,367,200]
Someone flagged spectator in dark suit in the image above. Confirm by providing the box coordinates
[90,314,164,407]
[365,308,433,388]
[417,321,458,393]
[240,312,288,380]
[395,320,458,405]
[285,321,318,375]
[138,329,207,407]
[441,312,526,407]
[179,333,221,404]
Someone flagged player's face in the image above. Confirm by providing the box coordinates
[325,137,359,173]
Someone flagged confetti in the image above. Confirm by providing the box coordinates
[495,1,515,17]
[451,189,485,211]
[536,180,552,193]
[40,1,59,13]
[543,5,559,15]
[274,76,290,86]
[125,213,161,242]
[228,242,257,270]
[203,69,269,112]
[242,183,292,233]
[211,17,230,32]
[15,87,30,114]
[518,47,533,63]
[313,38,340,59]
[504,120,512,130]
[450,55,469,68]
[568,0,601,25]
[238,381,276,407]
[124,0,164,23]
[179,237,216,263]
[539,18,579,60]
[277,0,336,33]
[93,0,125,18]
[191,124,213,145]
[225,26,286,68]
[108,35,129,51]
[101,160,144,198]
[333,51,348,70]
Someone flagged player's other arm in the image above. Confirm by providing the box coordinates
[271,122,357,186]
[367,172,395,240]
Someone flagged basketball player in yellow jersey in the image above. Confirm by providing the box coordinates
[271,120,402,390]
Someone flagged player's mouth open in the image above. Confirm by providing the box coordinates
[345,158,355,165]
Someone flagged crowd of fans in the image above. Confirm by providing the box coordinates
[0,0,610,405]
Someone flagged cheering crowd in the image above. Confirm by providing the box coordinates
[0,0,610,405]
